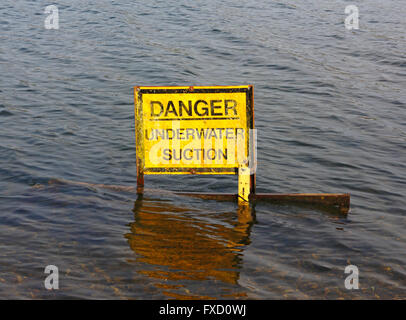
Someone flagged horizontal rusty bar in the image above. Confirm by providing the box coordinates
[46,179,350,214]
[174,192,237,201]
[173,192,350,214]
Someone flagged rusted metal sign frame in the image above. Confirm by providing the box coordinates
[134,85,255,195]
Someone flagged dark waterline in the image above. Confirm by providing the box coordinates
[0,0,405,299]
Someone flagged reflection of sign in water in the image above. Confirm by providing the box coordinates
[124,197,254,299]
[134,86,254,174]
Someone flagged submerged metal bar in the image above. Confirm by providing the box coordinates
[173,192,350,214]
[46,179,350,214]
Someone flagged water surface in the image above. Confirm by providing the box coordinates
[0,0,405,299]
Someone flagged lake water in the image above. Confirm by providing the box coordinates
[0,0,405,299]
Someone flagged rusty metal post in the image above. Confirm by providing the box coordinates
[238,165,251,204]
[134,86,144,195]
[136,158,144,195]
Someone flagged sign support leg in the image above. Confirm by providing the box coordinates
[238,166,254,222]
[250,172,256,195]
[238,166,251,204]
[136,158,144,195]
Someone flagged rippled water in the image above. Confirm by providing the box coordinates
[1,0,405,299]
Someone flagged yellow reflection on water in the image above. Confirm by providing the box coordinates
[124,196,254,299]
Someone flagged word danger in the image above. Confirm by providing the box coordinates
[150,99,238,118]
[145,127,245,140]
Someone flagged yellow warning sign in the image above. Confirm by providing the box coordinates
[134,86,254,174]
